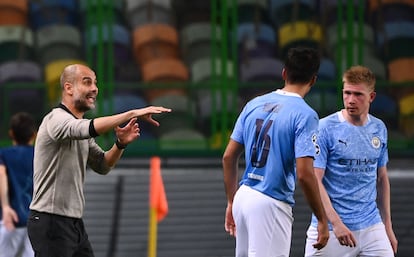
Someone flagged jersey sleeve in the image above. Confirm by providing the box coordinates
[314,122,329,169]
[294,110,319,159]
[377,122,389,168]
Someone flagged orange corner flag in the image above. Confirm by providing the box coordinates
[149,156,168,222]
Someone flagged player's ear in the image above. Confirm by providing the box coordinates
[310,75,317,87]
[369,91,376,103]
[64,82,73,95]
[8,129,14,139]
[281,68,287,80]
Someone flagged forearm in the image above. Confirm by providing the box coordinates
[317,179,342,226]
[299,174,327,222]
[104,142,125,168]
[0,167,10,208]
[377,170,392,225]
[93,110,136,135]
[222,140,243,204]
[222,159,239,204]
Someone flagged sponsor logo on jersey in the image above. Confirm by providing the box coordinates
[247,173,264,181]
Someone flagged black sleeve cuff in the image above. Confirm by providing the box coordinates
[89,119,99,137]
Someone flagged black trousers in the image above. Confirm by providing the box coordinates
[27,210,94,257]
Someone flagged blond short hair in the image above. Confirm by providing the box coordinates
[342,65,376,92]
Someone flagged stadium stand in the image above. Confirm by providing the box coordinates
[1,1,414,256]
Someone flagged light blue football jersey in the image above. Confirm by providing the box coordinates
[231,89,319,206]
[310,111,388,230]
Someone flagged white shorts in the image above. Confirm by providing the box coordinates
[232,185,293,257]
[304,223,394,257]
[0,222,34,257]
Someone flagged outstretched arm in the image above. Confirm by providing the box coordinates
[93,106,171,135]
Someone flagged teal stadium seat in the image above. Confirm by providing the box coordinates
[269,0,316,27]
[0,25,34,63]
[35,24,82,65]
[180,22,221,67]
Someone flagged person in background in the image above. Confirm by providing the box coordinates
[222,47,329,257]
[0,112,37,257]
[27,63,171,257]
[304,65,398,257]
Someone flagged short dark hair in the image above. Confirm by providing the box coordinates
[284,47,321,84]
[9,112,37,145]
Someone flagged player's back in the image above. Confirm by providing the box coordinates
[234,90,319,205]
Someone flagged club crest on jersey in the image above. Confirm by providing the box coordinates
[371,136,381,149]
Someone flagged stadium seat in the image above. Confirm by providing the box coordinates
[0,0,27,25]
[141,58,188,102]
[180,22,221,66]
[370,92,399,129]
[398,93,414,137]
[232,0,271,25]
[0,25,34,63]
[35,24,82,65]
[326,22,376,58]
[388,57,414,82]
[125,0,175,28]
[132,24,179,66]
[338,55,387,81]
[159,128,208,150]
[305,90,339,116]
[0,60,42,83]
[269,0,316,27]
[369,0,414,25]
[85,23,132,71]
[237,22,277,60]
[0,60,44,119]
[321,0,366,27]
[239,57,283,82]
[29,0,78,30]
[196,91,240,137]
[278,21,323,58]
[368,0,414,14]
[171,0,210,29]
[318,58,337,81]
[150,93,196,137]
[376,21,414,62]
[191,57,233,83]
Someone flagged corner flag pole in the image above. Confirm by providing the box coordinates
[148,156,168,257]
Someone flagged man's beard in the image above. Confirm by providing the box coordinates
[74,98,93,112]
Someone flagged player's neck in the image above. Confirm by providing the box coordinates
[282,83,311,98]
[342,109,368,126]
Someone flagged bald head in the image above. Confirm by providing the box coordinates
[60,64,92,89]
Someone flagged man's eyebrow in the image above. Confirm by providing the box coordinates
[82,77,97,83]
